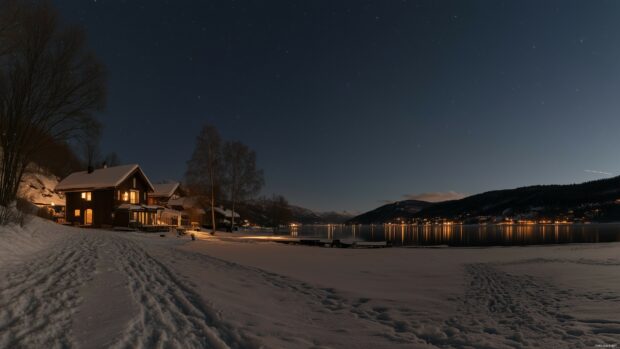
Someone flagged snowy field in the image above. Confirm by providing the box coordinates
[1,219,619,348]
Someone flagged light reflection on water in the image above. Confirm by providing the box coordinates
[288,224,620,246]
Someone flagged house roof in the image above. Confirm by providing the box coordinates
[167,196,194,208]
[55,164,155,192]
[167,197,239,217]
[117,204,144,210]
[214,207,241,218]
[117,204,162,211]
[149,182,180,198]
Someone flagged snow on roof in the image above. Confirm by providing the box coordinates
[117,204,162,211]
[214,206,241,218]
[166,197,238,217]
[149,182,180,198]
[55,164,155,192]
[117,204,143,210]
[167,196,194,208]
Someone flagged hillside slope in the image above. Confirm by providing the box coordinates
[415,176,620,220]
[347,200,432,224]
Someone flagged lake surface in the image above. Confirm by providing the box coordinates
[287,223,620,247]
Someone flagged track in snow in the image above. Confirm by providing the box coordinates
[430,262,620,348]
[0,230,256,349]
[2,227,619,349]
[0,233,99,348]
[108,236,256,349]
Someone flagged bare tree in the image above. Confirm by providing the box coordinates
[185,125,222,234]
[102,151,121,167]
[0,0,22,53]
[269,194,292,234]
[29,134,82,178]
[221,141,264,231]
[0,0,106,217]
[79,118,102,172]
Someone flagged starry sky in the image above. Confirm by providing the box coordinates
[53,0,620,213]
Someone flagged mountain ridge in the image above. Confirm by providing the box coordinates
[347,200,432,224]
[350,176,620,223]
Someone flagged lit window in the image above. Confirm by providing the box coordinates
[74,209,81,217]
[81,192,92,201]
[122,192,129,201]
[129,190,139,204]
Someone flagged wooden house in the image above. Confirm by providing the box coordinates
[168,196,203,228]
[55,164,157,228]
[167,196,241,230]
[148,182,181,206]
[148,182,183,226]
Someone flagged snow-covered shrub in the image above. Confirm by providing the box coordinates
[0,199,33,227]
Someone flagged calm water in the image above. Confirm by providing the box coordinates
[287,224,620,247]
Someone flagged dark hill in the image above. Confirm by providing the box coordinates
[415,176,620,220]
[288,205,354,224]
[347,200,432,224]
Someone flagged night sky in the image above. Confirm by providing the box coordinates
[53,0,620,213]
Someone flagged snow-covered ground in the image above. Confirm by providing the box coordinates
[1,219,619,348]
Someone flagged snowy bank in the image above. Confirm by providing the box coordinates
[0,217,70,268]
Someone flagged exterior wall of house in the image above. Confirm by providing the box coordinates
[195,209,209,227]
[64,189,115,227]
[65,192,84,225]
[114,171,151,207]
[113,210,130,227]
[147,196,168,206]
[93,190,115,227]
